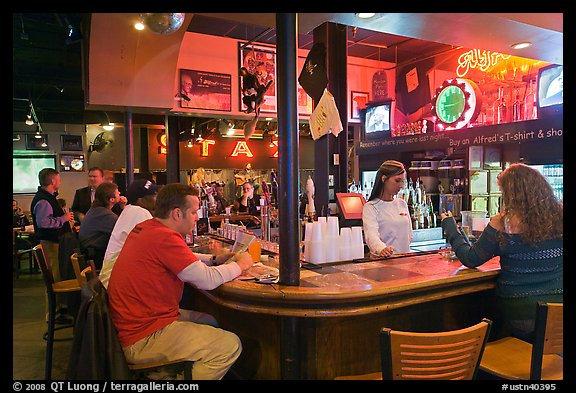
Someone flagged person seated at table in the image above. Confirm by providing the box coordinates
[212,182,229,215]
[441,163,563,342]
[234,181,260,216]
[107,183,254,380]
[13,199,30,228]
[78,182,121,270]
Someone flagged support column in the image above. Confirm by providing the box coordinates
[276,12,301,380]
[124,111,134,190]
[165,115,180,184]
[312,22,348,215]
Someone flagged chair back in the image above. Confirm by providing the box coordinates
[70,252,96,287]
[33,244,55,295]
[380,318,492,380]
[531,302,563,380]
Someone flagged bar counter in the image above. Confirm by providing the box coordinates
[183,236,501,380]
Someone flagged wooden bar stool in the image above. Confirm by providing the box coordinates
[33,244,82,380]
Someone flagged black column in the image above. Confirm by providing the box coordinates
[140,128,149,174]
[165,115,180,184]
[124,111,134,190]
[276,13,301,381]
[312,22,348,215]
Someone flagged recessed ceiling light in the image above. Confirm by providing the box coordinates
[511,42,531,50]
[356,13,376,19]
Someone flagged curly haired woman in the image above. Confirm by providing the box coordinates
[441,163,563,342]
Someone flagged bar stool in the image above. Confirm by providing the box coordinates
[32,244,82,380]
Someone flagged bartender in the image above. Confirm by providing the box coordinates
[362,160,413,257]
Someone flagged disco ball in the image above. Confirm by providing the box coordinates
[142,13,185,35]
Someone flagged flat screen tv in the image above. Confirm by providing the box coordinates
[537,64,563,117]
[362,100,393,140]
[13,154,56,194]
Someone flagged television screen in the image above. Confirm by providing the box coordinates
[13,155,56,194]
[538,64,563,111]
[364,101,391,136]
[336,192,366,220]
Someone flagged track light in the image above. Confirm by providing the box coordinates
[100,112,115,130]
[25,114,34,126]
[186,140,193,148]
[40,140,48,148]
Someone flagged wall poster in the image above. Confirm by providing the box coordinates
[179,69,232,111]
[239,43,277,113]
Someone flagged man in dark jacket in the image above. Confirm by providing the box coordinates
[31,168,75,321]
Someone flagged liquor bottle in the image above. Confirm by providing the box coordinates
[407,183,415,218]
[524,79,537,120]
[493,87,507,124]
[512,90,523,121]
[415,177,422,205]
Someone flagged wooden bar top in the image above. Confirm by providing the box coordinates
[193,237,500,318]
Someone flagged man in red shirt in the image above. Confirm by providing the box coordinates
[107,183,254,380]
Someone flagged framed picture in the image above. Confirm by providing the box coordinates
[25,134,49,150]
[179,69,232,111]
[60,134,83,151]
[297,84,313,115]
[239,43,276,113]
[351,91,369,120]
[59,154,85,172]
[328,174,335,187]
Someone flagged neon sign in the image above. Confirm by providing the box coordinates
[456,49,511,77]
[157,132,278,158]
[230,141,254,157]
[200,139,215,156]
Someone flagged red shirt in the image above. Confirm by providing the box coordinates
[107,218,199,347]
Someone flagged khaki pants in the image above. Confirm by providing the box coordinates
[123,311,241,380]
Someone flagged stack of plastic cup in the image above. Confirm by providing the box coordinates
[351,226,365,259]
[309,220,326,264]
[303,222,314,262]
[325,216,340,262]
[339,227,352,261]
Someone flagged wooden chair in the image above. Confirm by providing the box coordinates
[335,318,492,380]
[479,302,563,380]
[70,252,97,288]
[32,244,82,380]
[13,230,36,277]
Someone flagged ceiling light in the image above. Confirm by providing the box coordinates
[25,114,34,126]
[356,13,376,19]
[511,42,531,50]
[226,129,235,136]
[196,135,203,142]
[41,140,48,148]
[187,140,193,148]
[135,15,145,31]
[35,132,42,139]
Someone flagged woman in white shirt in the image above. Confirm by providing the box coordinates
[362,160,413,257]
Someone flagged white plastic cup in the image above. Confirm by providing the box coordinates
[327,216,339,238]
[339,227,352,261]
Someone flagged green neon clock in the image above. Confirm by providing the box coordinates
[432,78,481,130]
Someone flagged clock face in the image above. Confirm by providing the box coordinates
[436,85,466,124]
[432,78,481,130]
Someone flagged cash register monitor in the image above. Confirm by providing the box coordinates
[336,192,366,227]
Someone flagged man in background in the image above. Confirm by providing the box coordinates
[78,182,121,270]
[71,167,105,224]
[31,168,75,321]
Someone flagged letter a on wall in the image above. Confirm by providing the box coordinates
[230,141,254,157]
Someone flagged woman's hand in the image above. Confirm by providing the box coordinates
[377,245,395,259]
